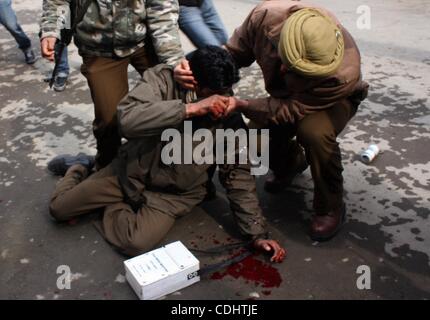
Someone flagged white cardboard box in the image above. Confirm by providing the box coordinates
[124,241,200,300]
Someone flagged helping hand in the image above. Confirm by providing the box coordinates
[174,59,197,90]
[225,96,249,116]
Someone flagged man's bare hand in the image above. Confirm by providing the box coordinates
[186,95,229,119]
[41,37,57,62]
[174,59,197,90]
[225,96,249,115]
[253,238,286,263]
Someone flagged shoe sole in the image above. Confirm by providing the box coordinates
[53,84,66,92]
[25,57,37,65]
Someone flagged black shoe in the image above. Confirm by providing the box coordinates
[48,153,95,176]
[23,48,36,64]
[53,76,68,92]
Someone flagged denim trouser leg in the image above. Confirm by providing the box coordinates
[57,46,70,78]
[0,0,31,50]
[179,0,228,48]
[200,0,228,45]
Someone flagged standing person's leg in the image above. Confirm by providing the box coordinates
[296,99,357,239]
[178,4,223,48]
[0,0,31,50]
[53,46,70,92]
[129,41,159,76]
[49,164,124,221]
[57,46,70,78]
[199,0,228,45]
[80,56,130,169]
[101,188,206,256]
[0,0,35,63]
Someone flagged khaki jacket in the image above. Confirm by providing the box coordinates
[114,65,267,239]
[226,0,368,124]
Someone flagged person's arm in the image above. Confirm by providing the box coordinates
[225,7,257,68]
[218,162,267,239]
[118,67,229,139]
[239,96,306,125]
[228,74,362,126]
[225,95,298,125]
[146,0,184,67]
[40,0,71,61]
[40,0,70,40]
[219,161,285,262]
[217,114,285,262]
[117,68,186,139]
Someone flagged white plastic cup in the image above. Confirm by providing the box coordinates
[360,144,380,164]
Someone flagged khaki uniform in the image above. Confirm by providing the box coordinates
[50,65,267,256]
[40,0,184,168]
[226,0,369,213]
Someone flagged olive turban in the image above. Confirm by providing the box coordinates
[278,8,344,77]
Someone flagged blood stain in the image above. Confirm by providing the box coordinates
[211,254,282,288]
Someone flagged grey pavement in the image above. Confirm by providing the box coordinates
[0,0,429,300]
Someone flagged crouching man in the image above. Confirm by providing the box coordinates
[48,46,286,261]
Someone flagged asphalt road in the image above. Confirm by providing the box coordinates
[0,0,429,300]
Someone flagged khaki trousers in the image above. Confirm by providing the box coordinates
[80,45,158,169]
[49,165,205,256]
[269,99,358,214]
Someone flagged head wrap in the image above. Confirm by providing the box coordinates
[278,8,344,77]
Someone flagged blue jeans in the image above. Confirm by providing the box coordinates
[56,45,70,78]
[0,0,31,50]
[179,0,228,48]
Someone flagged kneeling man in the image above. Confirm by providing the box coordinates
[225,2,369,241]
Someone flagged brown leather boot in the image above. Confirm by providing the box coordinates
[310,203,346,241]
[264,148,308,193]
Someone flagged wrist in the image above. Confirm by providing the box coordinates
[237,98,249,111]
[252,232,269,243]
[185,103,197,118]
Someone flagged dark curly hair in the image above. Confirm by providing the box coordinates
[189,45,240,92]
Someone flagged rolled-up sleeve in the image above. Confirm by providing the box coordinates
[146,0,184,67]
